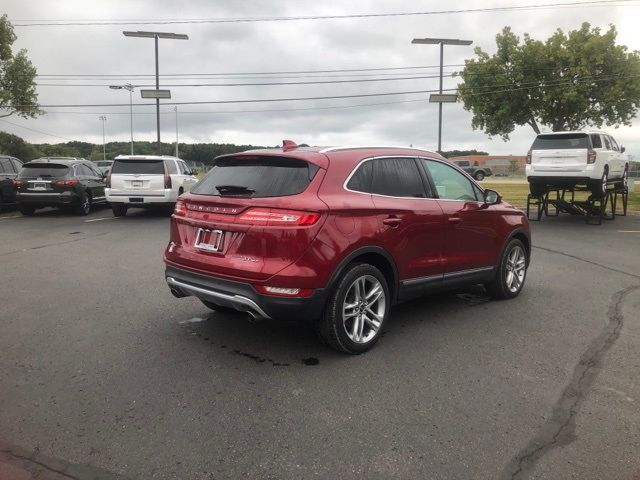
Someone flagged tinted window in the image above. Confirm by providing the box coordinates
[192,156,318,198]
[455,160,470,167]
[590,134,602,149]
[111,160,164,175]
[18,163,69,178]
[347,161,373,193]
[165,160,178,174]
[423,159,479,201]
[531,134,590,150]
[0,158,10,174]
[370,157,426,198]
[94,161,113,167]
[602,135,612,150]
[11,158,23,171]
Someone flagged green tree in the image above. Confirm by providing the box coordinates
[0,131,41,159]
[457,23,640,140]
[0,15,41,119]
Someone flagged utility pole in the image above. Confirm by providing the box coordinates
[108,83,135,154]
[174,105,179,157]
[123,31,188,155]
[411,37,472,153]
[99,115,107,161]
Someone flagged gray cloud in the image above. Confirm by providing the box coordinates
[2,0,639,159]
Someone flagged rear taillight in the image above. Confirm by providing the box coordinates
[587,149,597,164]
[173,199,187,216]
[254,285,313,297]
[526,150,532,165]
[164,162,172,189]
[54,179,79,187]
[236,208,320,226]
[12,179,25,187]
[105,169,112,188]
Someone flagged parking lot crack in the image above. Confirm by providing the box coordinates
[0,232,109,257]
[533,245,640,280]
[0,446,81,479]
[500,284,640,480]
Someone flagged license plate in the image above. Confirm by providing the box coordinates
[33,183,46,190]
[194,228,224,252]
[129,197,144,203]
[131,180,143,188]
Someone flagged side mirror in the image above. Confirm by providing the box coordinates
[620,146,625,153]
[484,189,502,206]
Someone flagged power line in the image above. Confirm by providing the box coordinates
[0,118,75,141]
[17,72,639,110]
[12,1,637,26]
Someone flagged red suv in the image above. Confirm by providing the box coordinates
[164,142,530,354]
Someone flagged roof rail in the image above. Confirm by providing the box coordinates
[319,145,434,154]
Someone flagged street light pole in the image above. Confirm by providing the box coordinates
[174,106,179,157]
[108,83,135,154]
[99,115,107,161]
[412,37,473,153]
[123,31,188,156]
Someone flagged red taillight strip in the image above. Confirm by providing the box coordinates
[237,208,320,226]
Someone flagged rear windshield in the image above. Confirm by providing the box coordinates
[111,159,164,175]
[18,163,69,178]
[192,156,319,198]
[531,134,590,150]
[95,161,113,167]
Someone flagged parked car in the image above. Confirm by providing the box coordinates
[526,131,628,197]
[94,159,114,173]
[14,157,107,216]
[0,155,23,209]
[106,155,198,216]
[164,142,531,354]
[452,160,492,181]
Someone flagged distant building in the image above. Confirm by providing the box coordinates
[449,155,527,175]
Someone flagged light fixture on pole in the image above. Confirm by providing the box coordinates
[411,37,472,153]
[123,30,188,155]
[98,115,107,161]
[109,83,135,155]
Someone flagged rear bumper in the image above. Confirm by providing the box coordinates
[16,191,78,206]
[527,176,592,186]
[106,188,175,206]
[165,264,328,321]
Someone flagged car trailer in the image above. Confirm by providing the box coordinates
[526,181,628,225]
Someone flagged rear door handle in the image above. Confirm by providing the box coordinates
[383,216,402,227]
[448,217,462,225]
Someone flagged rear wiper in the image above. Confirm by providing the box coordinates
[214,184,256,195]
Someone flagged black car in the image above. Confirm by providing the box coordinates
[14,158,107,216]
[452,160,493,181]
[0,155,23,209]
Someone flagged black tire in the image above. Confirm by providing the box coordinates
[316,263,390,354]
[529,182,546,197]
[485,238,528,300]
[615,165,628,190]
[19,204,35,216]
[200,300,238,314]
[589,168,608,198]
[474,171,485,181]
[75,192,91,216]
[111,204,128,217]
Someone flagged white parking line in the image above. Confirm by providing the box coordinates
[617,230,640,233]
[0,215,21,220]
[84,217,119,223]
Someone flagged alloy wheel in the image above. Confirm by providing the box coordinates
[505,245,526,293]
[342,275,385,344]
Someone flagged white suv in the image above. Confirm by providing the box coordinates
[106,155,198,216]
[526,131,628,197]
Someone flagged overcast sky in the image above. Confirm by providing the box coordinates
[1,0,639,159]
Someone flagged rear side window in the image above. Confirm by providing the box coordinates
[602,136,612,150]
[347,161,373,193]
[111,159,164,175]
[18,163,69,178]
[608,136,619,151]
[0,158,13,174]
[590,134,602,148]
[370,157,426,198]
[165,160,178,174]
[192,156,319,198]
[532,134,590,150]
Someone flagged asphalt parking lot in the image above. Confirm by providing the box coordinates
[1,206,639,480]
